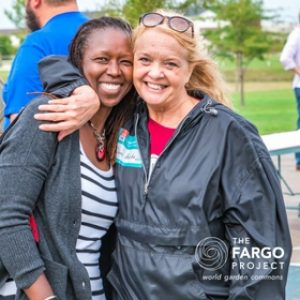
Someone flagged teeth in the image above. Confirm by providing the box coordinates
[147,83,164,90]
[100,83,121,90]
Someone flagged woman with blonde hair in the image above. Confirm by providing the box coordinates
[35,10,291,300]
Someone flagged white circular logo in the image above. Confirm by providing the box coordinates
[195,237,228,271]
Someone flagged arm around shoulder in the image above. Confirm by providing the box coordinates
[36,56,100,139]
[39,55,88,97]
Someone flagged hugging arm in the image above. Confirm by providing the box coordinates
[35,55,99,140]
[0,98,58,299]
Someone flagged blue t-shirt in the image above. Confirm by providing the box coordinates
[2,11,88,129]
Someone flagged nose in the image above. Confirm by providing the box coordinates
[148,62,164,79]
[107,60,121,76]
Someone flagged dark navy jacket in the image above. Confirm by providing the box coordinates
[109,97,291,300]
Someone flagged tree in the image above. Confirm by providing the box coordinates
[204,0,271,106]
[0,36,16,58]
[102,0,204,26]
[123,0,166,26]
[99,0,206,26]
[4,0,25,29]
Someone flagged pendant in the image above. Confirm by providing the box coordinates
[96,143,106,162]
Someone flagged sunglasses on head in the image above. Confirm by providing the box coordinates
[139,12,194,38]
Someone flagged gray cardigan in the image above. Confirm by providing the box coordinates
[0,96,92,299]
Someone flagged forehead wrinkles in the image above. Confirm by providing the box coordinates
[134,30,188,60]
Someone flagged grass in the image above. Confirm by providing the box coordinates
[217,54,293,82]
[230,82,297,135]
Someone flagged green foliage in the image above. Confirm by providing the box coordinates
[204,0,271,105]
[205,0,270,60]
[269,31,289,53]
[0,71,9,81]
[100,0,203,26]
[93,0,124,17]
[4,0,25,29]
[122,0,167,26]
[218,54,293,82]
[0,36,16,58]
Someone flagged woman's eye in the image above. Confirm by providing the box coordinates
[139,57,150,64]
[121,59,133,66]
[166,62,178,68]
[95,57,108,63]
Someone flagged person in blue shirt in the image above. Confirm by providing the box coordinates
[2,0,89,130]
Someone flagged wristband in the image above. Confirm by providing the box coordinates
[44,296,57,300]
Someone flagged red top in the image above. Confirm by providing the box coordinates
[148,118,176,155]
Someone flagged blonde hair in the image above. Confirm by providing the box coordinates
[133,10,231,106]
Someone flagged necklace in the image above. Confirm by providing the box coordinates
[88,120,106,162]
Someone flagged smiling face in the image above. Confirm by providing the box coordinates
[81,28,133,109]
[133,29,193,110]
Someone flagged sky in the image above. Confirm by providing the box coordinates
[0,0,299,29]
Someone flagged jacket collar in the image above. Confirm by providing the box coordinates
[134,90,221,131]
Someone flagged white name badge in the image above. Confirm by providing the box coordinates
[116,128,143,168]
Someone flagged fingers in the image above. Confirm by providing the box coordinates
[35,86,100,139]
[34,112,76,122]
[58,130,73,142]
[37,104,70,113]
[73,85,95,96]
[38,121,76,133]
[38,96,79,113]
[47,98,72,105]
[38,95,97,113]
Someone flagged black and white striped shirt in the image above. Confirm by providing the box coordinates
[76,145,118,300]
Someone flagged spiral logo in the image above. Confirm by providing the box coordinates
[195,237,228,271]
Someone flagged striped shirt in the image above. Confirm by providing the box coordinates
[0,145,118,299]
[0,278,16,297]
[76,144,118,300]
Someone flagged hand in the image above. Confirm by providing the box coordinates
[34,85,99,141]
[10,113,18,123]
[24,272,54,300]
[293,67,300,76]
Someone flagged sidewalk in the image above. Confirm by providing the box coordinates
[277,154,300,264]
[275,154,300,300]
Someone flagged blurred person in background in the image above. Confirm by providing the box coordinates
[1,0,96,131]
[280,9,300,171]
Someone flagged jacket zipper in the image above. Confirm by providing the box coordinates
[135,99,216,197]
[134,113,149,194]
[135,113,190,196]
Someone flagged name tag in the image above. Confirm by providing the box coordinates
[116,129,143,168]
